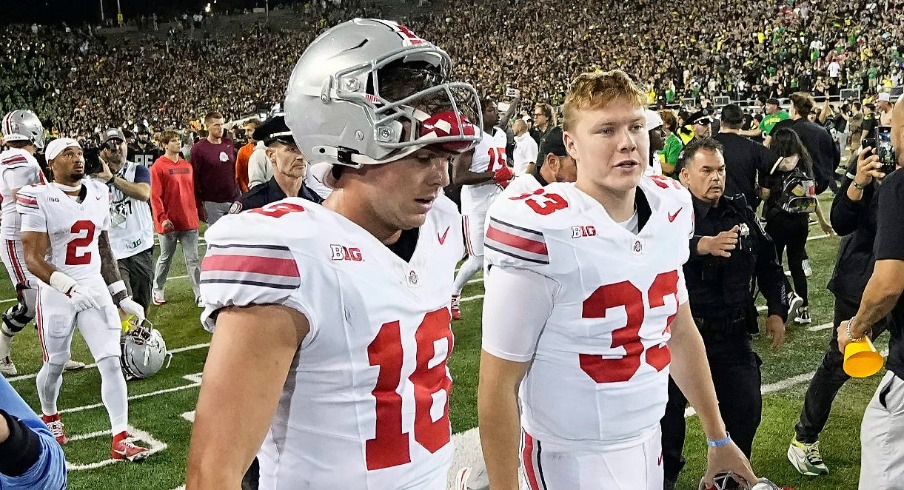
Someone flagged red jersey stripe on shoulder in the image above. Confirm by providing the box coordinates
[202,254,299,278]
[486,222,548,256]
[1,155,28,165]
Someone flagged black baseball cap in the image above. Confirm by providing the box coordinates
[539,126,567,157]
[253,116,295,146]
[686,111,712,126]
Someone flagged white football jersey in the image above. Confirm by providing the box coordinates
[17,180,111,284]
[459,127,508,216]
[484,175,694,449]
[200,195,465,489]
[0,148,46,240]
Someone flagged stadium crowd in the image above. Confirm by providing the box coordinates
[0,0,902,136]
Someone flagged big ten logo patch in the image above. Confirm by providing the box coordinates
[571,225,597,238]
[330,244,363,262]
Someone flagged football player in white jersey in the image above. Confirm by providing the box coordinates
[0,110,85,376]
[187,19,480,489]
[478,70,758,489]
[18,138,148,460]
[450,98,514,320]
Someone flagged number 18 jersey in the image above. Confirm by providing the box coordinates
[200,197,465,489]
[484,176,694,450]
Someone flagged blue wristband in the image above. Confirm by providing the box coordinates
[707,433,731,448]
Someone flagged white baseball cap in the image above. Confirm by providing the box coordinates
[645,109,664,131]
[878,92,891,102]
[44,138,81,161]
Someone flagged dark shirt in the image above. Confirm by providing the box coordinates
[191,138,238,203]
[861,113,879,139]
[128,141,163,168]
[714,132,779,209]
[530,164,549,187]
[529,125,555,151]
[827,160,880,299]
[787,119,841,194]
[685,194,788,325]
[873,169,904,379]
[230,177,324,214]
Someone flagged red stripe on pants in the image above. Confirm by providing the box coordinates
[522,431,542,490]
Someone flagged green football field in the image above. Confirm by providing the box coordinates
[0,196,884,489]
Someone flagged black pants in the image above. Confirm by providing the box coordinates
[660,337,763,481]
[765,212,809,307]
[117,247,154,313]
[794,293,888,443]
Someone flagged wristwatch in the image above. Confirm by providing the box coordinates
[106,174,116,185]
[852,180,867,191]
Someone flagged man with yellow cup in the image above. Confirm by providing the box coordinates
[837,94,904,489]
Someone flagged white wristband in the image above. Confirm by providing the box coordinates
[108,280,127,296]
[49,271,78,295]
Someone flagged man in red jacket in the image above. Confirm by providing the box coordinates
[150,130,202,306]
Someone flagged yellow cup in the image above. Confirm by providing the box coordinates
[844,336,884,378]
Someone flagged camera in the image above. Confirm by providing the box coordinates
[862,125,898,175]
[83,145,105,175]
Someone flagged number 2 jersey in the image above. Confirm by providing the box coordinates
[483,176,694,449]
[199,196,465,489]
[16,180,111,284]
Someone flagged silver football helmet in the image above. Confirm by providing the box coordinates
[284,18,482,169]
[120,319,171,379]
[2,110,45,149]
[699,473,783,490]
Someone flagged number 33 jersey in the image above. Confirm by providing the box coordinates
[16,180,111,284]
[484,176,694,449]
[199,197,465,489]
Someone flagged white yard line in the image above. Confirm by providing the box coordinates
[67,426,167,471]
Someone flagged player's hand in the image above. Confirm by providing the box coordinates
[68,285,100,312]
[198,206,208,223]
[704,441,757,488]
[162,219,175,233]
[96,159,113,182]
[854,147,884,186]
[699,225,739,257]
[493,166,514,188]
[766,314,785,349]
[118,297,146,323]
[837,320,854,354]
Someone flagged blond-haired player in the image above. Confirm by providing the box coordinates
[478,70,757,489]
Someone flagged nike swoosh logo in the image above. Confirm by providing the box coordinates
[438,226,450,245]
[668,207,683,222]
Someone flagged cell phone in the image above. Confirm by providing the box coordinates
[876,126,897,174]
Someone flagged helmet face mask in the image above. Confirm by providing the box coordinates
[285,19,482,170]
[2,110,45,149]
[120,320,171,379]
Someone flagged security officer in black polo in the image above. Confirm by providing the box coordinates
[660,137,789,490]
[229,115,323,215]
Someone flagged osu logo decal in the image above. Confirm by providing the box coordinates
[330,244,363,262]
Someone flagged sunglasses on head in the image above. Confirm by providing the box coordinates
[103,139,124,151]
[695,118,712,125]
